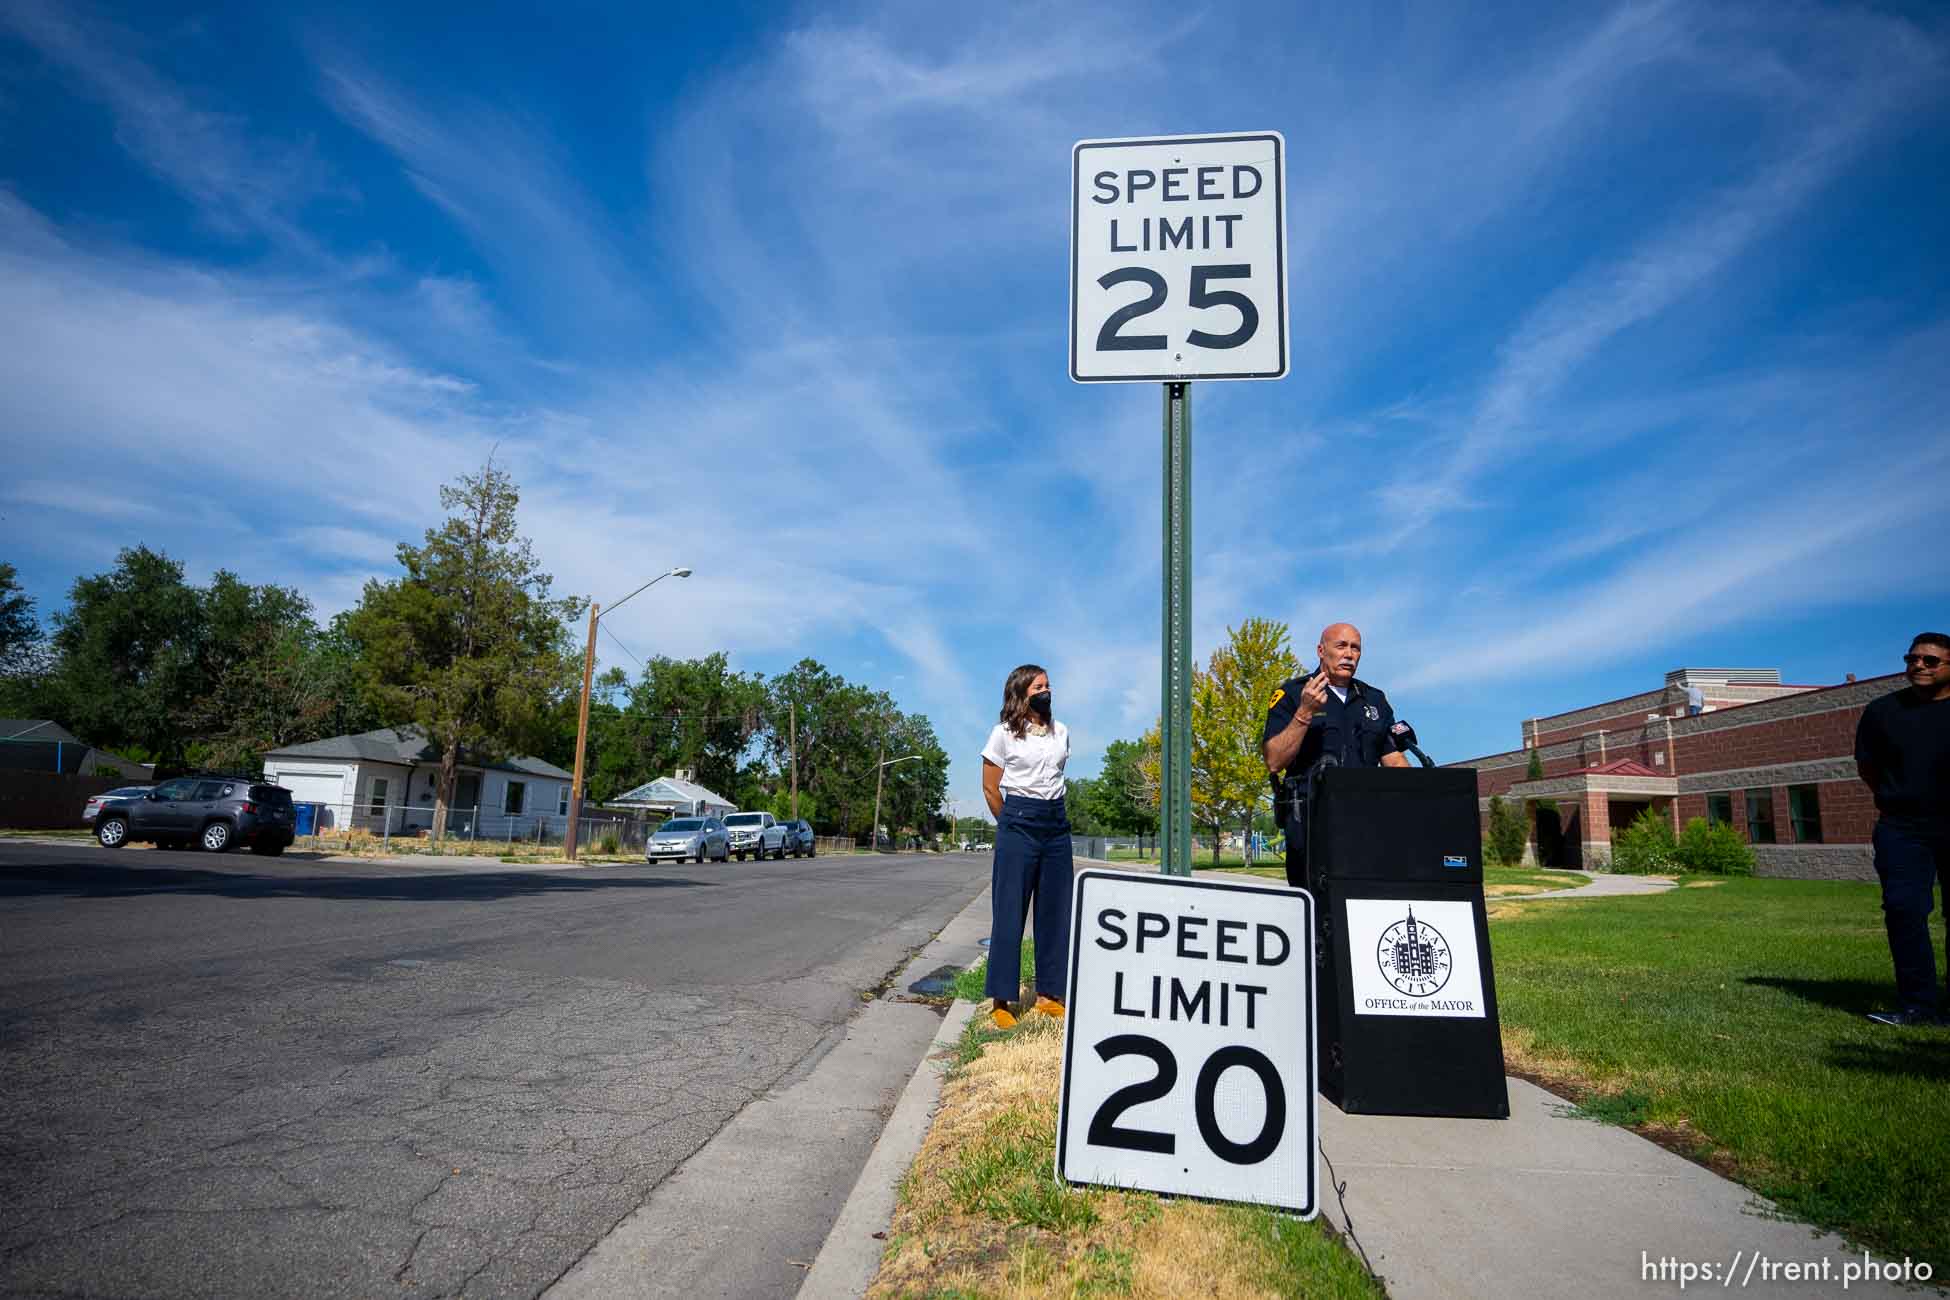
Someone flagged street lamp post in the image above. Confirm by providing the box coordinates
[566,566,692,860]
[870,750,922,853]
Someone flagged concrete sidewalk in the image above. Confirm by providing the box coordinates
[1526,869,1678,899]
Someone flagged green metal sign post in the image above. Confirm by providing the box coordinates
[1070,132,1287,878]
[1160,381,1193,877]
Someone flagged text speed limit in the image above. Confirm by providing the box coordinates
[1056,871,1317,1216]
[1070,132,1288,383]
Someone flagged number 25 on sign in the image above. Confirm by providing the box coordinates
[1069,132,1289,384]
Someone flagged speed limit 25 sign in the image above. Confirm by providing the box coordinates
[1069,132,1288,383]
[1056,870,1316,1216]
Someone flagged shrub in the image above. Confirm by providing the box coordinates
[598,831,622,856]
[1486,795,1529,867]
[1675,816,1755,876]
[1610,806,1678,875]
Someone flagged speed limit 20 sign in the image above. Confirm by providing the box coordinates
[1056,870,1316,1215]
[1069,132,1288,383]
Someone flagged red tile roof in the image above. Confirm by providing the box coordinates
[1585,759,1664,777]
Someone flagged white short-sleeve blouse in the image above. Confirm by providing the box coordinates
[981,721,1070,801]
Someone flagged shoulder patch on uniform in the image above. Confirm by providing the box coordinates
[1268,688,1285,708]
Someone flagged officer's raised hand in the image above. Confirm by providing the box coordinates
[1297,666,1331,718]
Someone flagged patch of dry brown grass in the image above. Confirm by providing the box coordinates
[1499,1023,1621,1097]
[870,1009,1381,1300]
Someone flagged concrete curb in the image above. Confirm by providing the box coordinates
[797,997,979,1300]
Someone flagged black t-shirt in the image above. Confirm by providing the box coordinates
[1854,688,1950,820]
[1262,675,1399,776]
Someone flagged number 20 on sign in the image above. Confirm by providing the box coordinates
[1069,132,1289,383]
[1056,871,1317,1216]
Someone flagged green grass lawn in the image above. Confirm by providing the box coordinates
[1491,876,1948,1268]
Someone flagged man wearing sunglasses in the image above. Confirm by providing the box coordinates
[1853,633,1950,1027]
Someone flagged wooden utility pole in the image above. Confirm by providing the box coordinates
[870,742,884,853]
[788,698,799,820]
[566,600,599,860]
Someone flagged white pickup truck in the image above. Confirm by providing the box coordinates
[724,811,789,861]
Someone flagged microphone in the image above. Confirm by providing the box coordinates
[1390,721,1435,768]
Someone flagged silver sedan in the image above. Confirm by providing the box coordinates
[646,816,730,864]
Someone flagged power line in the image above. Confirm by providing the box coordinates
[599,623,646,670]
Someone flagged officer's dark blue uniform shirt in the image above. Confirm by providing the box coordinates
[1261,675,1400,777]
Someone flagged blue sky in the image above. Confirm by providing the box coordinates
[3,0,1947,816]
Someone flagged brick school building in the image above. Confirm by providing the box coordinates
[1448,668,1905,880]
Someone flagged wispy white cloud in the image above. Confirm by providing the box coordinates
[316,63,646,348]
[1,0,338,243]
[1374,5,1944,538]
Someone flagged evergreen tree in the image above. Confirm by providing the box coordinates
[345,460,581,839]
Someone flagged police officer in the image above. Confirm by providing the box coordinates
[1263,622,1409,887]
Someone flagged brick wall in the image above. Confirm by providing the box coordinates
[1524,682,1814,749]
[1454,672,1906,880]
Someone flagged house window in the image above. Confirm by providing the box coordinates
[368,778,389,817]
[1745,789,1776,844]
[506,780,526,816]
[557,787,569,817]
[1788,784,1823,844]
[1705,794,1733,827]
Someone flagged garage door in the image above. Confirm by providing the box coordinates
[271,769,346,826]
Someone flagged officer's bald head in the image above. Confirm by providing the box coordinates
[1316,624,1364,687]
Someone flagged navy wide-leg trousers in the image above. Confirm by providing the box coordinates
[985,794,1074,1004]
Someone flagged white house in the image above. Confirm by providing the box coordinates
[263,727,574,840]
[609,770,736,818]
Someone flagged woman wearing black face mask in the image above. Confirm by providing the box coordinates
[979,664,1073,1028]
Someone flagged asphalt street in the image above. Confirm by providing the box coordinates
[0,841,989,1299]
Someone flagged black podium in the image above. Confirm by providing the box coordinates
[1306,767,1509,1118]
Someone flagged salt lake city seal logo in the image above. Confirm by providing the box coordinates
[1376,906,1452,997]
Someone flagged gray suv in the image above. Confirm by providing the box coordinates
[95,776,297,856]
[784,819,816,857]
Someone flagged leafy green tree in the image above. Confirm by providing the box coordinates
[187,611,380,775]
[1485,795,1529,866]
[345,461,582,838]
[1144,618,1298,865]
[574,653,769,804]
[0,562,55,716]
[764,660,894,836]
[1066,775,1112,835]
[1096,738,1158,838]
[0,562,36,668]
[1526,747,1545,781]
[48,546,204,768]
[876,708,950,840]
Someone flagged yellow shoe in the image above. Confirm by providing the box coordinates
[1033,996,1066,1019]
[990,1004,1018,1029]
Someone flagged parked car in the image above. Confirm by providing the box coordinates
[646,816,729,864]
[82,785,153,824]
[783,818,816,858]
[723,811,788,860]
[94,776,297,856]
